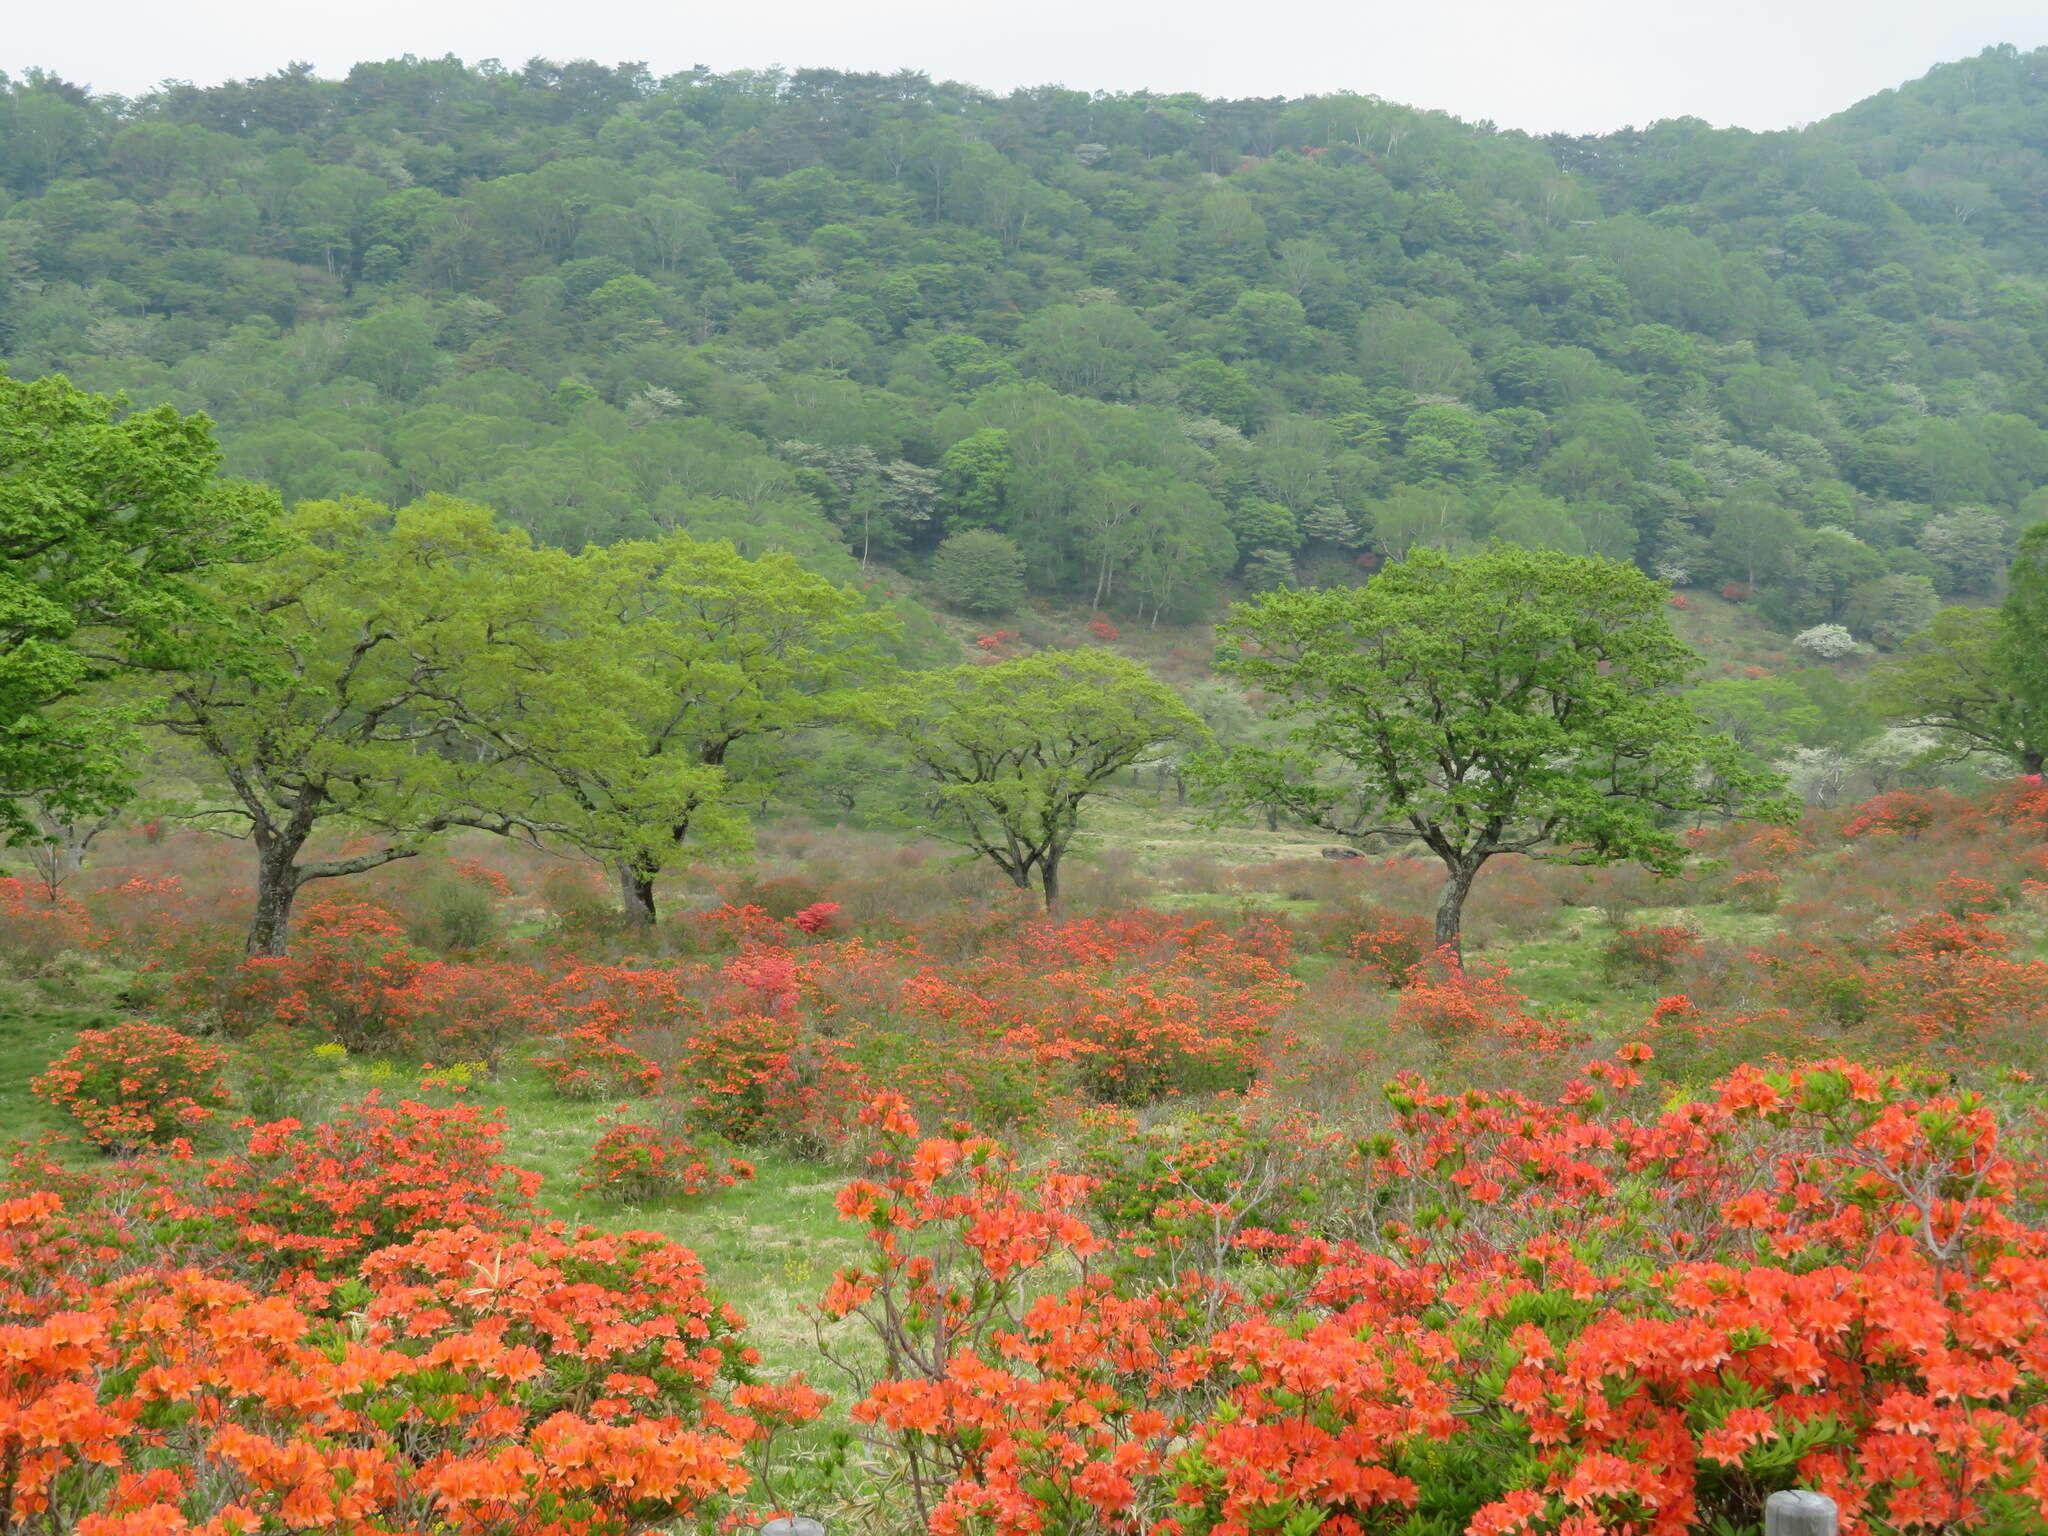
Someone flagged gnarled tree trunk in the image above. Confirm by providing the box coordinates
[1432,854,1486,965]
[617,860,659,927]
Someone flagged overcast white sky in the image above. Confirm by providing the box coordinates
[8,0,2045,135]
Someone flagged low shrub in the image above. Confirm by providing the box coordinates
[1343,909,1432,988]
[190,1092,540,1274]
[31,1021,231,1152]
[0,877,92,975]
[579,1113,755,1203]
[1599,923,1703,984]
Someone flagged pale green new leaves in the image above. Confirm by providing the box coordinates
[157,495,532,834]
[0,369,279,836]
[1199,545,1790,947]
[880,648,1206,906]
[458,529,901,912]
[151,496,544,950]
[1872,604,2047,773]
[1998,521,2048,773]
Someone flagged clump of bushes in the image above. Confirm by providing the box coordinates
[579,1112,755,1203]
[32,1020,232,1151]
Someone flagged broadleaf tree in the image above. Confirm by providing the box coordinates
[458,531,902,925]
[1197,544,1790,958]
[882,648,1206,909]
[151,496,542,954]
[0,369,278,836]
[1998,521,2048,773]
[1871,604,2047,774]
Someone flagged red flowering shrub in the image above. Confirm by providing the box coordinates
[538,1024,665,1098]
[1078,1104,1345,1281]
[579,1114,755,1202]
[0,1192,815,1535]
[671,1012,808,1143]
[1989,772,2048,833]
[1841,789,1956,839]
[830,1061,2048,1536]
[386,959,553,1063]
[1344,908,1432,987]
[1087,613,1120,641]
[0,876,92,973]
[789,900,841,935]
[79,873,192,960]
[1727,866,1784,912]
[1600,923,1702,984]
[1934,870,2004,916]
[190,1093,540,1275]
[195,898,422,1048]
[696,901,787,947]
[906,912,1294,1105]
[31,1022,230,1151]
[1392,955,1579,1054]
[447,855,514,895]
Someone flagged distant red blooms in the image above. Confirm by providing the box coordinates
[1601,923,1702,983]
[789,900,840,934]
[1087,613,1120,641]
[1344,908,1432,987]
[1841,789,1957,839]
[0,876,92,969]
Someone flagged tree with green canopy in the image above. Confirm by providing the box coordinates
[882,648,1205,909]
[0,370,277,839]
[1197,545,1788,958]
[150,497,538,955]
[930,529,1027,615]
[458,531,901,925]
[2001,522,2048,773]
[1871,605,2045,774]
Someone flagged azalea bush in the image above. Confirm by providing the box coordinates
[1344,907,1433,987]
[187,1092,540,1276]
[1599,922,1703,983]
[31,1021,231,1151]
[829,1057,2048,1536]
[579,1113,755,1202]
[0,1191,818,1536]
[0,876,93,974]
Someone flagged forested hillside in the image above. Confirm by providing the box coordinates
[2,44,2046,631]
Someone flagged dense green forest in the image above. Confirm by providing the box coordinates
[3,44,2047,633]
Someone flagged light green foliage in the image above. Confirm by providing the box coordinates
[151,496,533,954]
[881,649,1207,907]
[1845,572,1940,647]
[935,429,1015,534]
[4,52,2048,635]
[1997,524,2048,772]
[0,370,277,835]
[1873,604,2046,774]
[930,530,1027,616]
[458,531,902,924]
[1199,545,1789,953]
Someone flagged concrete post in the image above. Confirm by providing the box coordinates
[1764,1489,1837,1536]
